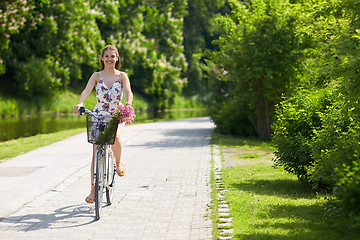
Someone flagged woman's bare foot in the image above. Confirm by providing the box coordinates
[116,162,125,177]
[85,185,95,203]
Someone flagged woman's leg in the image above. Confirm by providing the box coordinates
[85,145,96,203]
[112,126,125,176]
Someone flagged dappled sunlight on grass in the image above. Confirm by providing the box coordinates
[222,163,357,240]
[211,133,360,240]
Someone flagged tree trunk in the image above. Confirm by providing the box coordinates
[255,95,272,141]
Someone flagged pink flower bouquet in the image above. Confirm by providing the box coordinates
[111,103,136,125]
[96,103,135,144]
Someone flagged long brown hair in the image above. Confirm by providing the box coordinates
[100,45,121,70]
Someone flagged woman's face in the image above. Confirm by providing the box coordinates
[102,50,118,68]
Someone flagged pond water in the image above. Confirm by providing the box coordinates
[0,109,208,142]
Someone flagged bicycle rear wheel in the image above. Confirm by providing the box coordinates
[106,147,116,205]
[95,148,105,220]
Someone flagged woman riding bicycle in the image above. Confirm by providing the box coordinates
[73,45,133,203]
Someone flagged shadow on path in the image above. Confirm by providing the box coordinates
[0,204,97,231]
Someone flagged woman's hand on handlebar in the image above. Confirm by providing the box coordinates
[73,104,83,115]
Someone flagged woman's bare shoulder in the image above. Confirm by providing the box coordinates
[119,71,129,79]
[90,72,101,84]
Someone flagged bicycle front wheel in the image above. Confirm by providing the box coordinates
[95,148,105,220]
[106,147,116,205]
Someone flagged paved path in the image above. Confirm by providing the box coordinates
[0,118,215,240]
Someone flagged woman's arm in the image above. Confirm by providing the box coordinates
[73,72,98,114]
[122,72,133,106]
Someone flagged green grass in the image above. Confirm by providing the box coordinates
[172,94,206,109]
[0,90,206,117]
[211,133,360,240]
[212,133,274,150]
[0,128,86,162]
[0,90,150,117]
[223,164,359,239]
[238,153,260,159]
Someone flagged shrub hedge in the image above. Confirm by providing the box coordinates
[272,81,360,229]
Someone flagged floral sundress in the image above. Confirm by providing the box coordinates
[89,72,124,142]
[93,71,123,116]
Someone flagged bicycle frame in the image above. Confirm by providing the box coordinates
[95,144,115,189]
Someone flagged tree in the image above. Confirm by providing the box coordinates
[182,0,225,97]
[205,0,307,139]
[0,0,195,111]
[0,0,45,75]
[1,0,102,108]
[95,0,187,110]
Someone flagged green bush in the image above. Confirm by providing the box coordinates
[206,62,257,137]
[313,112,360,229]
[308,97,354,188]
[210,97,256,136]
[0,97,18,116]
[172,95,205,110]
[273,81,360,228]
[272,84,337,184]
[336,155,360,230]
[0,96,40,116]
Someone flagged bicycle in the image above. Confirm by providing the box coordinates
[79,106,117,220]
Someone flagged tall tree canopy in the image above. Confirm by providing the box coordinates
[1,0,102,107]
[95,0,188,109]
[0,0,202,110]
[204,0,307,140]
[182,0,225,97]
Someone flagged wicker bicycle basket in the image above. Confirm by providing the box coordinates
[86,114,117,145]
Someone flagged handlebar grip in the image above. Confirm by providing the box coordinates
[79,106,86,115]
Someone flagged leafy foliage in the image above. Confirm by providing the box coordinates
[95,0,187,110]
[272,0,360,228]
[0,0,190,110]
[182,0,225,97]
[1,0,102,109]
[0,0,46,74]
[1,0,360,228]
[272,83,340,185]
[204,0,307,140]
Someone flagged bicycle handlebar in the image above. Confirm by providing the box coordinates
[79,107,110,120]
[79,106,93,116]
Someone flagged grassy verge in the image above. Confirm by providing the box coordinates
[172,94,206,109]
[0,128,86,162]
[211,133,360,240]
[51,91,150,113]
[0,90,206,117]
[0,90,150,117]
